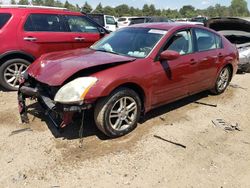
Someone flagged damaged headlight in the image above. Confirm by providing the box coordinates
[54,77,98,104]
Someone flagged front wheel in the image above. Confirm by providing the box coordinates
[211,66,231,95]
[0,58,30,91]
[94,88,141,138]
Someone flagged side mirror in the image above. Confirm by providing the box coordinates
[160,50,180,61]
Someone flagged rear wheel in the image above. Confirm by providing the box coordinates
[0,58,30,91]
[211,66,231,95]
[94,88,141,138]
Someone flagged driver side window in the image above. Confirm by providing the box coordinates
[164,30,193,55]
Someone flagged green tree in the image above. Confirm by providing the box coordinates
[142,4,150,16]
[44,0,54,6]
[148,4,156,16]
[64,0,70,8]
[115,4,130,16]
[11,0,17,4]
[133,8,143,16]
[82,2,92,13]
[18,0,29,5]
[54,0,63,7]
[94,3,103,13]
[75,4,81,11]
[179,5,196,17]
[32,0,44,6]
[230,0,249,16]
[103,6,116,15]
[64,0,77,10]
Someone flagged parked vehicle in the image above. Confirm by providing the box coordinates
[117,17,136,28]
[190,16,208,24]
[129,16,173,25]
[18,23,238,138]
[87,13,117,32]
[206,17,250,72]
[0,5,108,90]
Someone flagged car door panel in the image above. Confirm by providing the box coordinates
[151,55,196,107]
[151,30,196,107]
[18,13,73,58]
[64,15,102,49]
[190,28,223,92]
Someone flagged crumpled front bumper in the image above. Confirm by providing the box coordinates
[18,79,91,128]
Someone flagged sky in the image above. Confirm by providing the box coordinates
[2,0,250,10]
[68,0,250,10]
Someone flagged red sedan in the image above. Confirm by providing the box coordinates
[18,23,238,138]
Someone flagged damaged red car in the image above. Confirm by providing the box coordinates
[18,23,238,138]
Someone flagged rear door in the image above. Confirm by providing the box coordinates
[18,13,73,58]
[63,15,102,49]
[191,28,222,92]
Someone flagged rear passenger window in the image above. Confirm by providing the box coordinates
[24,14,66,32]
[0,13,11,29]
[195,29,221,52]
[215,34,222,48]
[65,15,99,33]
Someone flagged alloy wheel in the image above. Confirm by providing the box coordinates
[3,63,28,88]
[217,67,230,92]
[109,96,138,131]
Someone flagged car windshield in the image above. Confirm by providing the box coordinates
[91,28,167,58]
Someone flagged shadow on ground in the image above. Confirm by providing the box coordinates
[26,91,210,141]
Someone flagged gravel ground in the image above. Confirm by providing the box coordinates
[0,74,249,188]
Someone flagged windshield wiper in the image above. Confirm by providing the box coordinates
[94,49,121,55]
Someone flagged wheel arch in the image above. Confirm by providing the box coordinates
[107,82,147,114]
[224,63,233,81]
[0,51,35,66]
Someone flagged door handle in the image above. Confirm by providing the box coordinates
[201,57,208,61]
[74,37,85,41]
[218,53,223,58]
[23,37,37,41]
[190,59,198,65]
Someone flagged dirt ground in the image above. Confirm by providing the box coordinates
[0,73,249,188]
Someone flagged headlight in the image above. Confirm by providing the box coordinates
[54,77,98,104]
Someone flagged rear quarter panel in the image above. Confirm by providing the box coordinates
[0,9,23,54]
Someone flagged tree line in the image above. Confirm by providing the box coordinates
[3,0,250,18]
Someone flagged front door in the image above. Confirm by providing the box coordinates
[63,15,102,49]
[151,29,197,107]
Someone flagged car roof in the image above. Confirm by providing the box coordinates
[0,5,81,15]
[129,22,204,31]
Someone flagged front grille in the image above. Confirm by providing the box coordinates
[26,75,60,99]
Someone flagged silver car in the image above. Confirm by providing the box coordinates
[206,17,250,73]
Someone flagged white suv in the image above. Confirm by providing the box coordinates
[117,17,137,28]
[87,14,117,32]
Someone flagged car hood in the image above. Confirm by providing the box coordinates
[28,48,136,86]
[206,17,250,46]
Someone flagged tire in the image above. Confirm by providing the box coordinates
[94,88,141,138]
[211,66,231,95]
[0,58,30,91]
[245,66,250,73]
